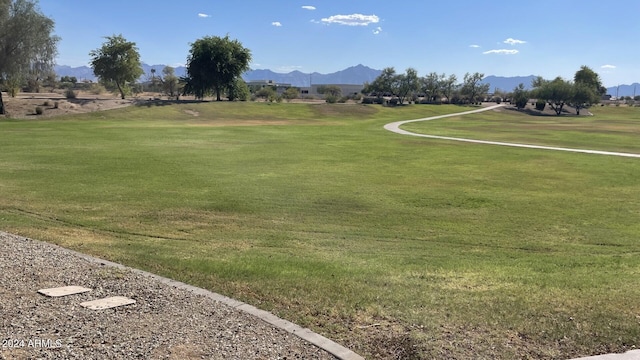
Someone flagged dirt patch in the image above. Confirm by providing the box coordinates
[1,91,134,119]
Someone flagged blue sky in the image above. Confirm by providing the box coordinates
[40,0,639,87]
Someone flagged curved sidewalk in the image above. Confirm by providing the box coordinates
[384,104,640,158]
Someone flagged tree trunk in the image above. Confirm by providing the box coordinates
[216,88,221,101]
[0,91,4,115]
[116,81,125,99]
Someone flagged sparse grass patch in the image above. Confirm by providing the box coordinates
[1,103,640,359]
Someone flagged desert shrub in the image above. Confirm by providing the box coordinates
[65,88,77,99]
[35,106,43,115]
[387,98,399,106]
[338,96,349,103]
[362,97,375,104]
[535,100,546,111]
[54,101,59,109]
[90,83,106,95]
[43,100,51,106]
[325,94,338,104]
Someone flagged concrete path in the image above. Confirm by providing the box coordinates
[384,104,640,158]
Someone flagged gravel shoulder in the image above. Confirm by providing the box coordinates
[0,231,339,359]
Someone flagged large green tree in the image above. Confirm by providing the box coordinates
[394,68,420,105]
[571,65,604,115]
[184,35,252,101]
[421,72,444,102]
[0,0,59,114]
[363,67,396,99]
[461,72,490,104]
[511,83,529,109]
[534,77,574,115]
[89,34,143,99]
[161,66,180,98]
[440,74,458,104]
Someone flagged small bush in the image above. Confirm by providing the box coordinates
[535,100,546,111]
[338,96,349,103]
[35,106,44,115]
[325,95,338,104]
[54,101,59,109]
[43,100,51,107]
[90,83,106,95]
[361,97,375,104]
[65,88,77,99]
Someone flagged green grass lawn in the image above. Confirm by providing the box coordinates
[1,102,640,359]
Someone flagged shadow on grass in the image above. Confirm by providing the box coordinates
[134,99,209,108]
[504,105,580,117]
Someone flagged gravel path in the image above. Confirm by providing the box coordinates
[0,231,340,360]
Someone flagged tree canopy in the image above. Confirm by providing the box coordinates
[0,0,59,114]
[533,66,605,115]
[461,72,490,104]
[533,77,574,115]
[363,67,420,105]
[184,35,252,101]
[89,34,143,99]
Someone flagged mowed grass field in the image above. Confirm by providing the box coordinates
[1,102,640,359]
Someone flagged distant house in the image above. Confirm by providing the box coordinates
[246,80,292,95]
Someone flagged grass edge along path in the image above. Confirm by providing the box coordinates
[384,104,640,158]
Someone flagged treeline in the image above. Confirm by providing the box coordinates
[363,66,607,115]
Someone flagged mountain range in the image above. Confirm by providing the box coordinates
[53,64,639,97]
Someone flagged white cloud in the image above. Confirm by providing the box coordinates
[483,49,519,55]
[272,21,282,27]
[198,13,211,18]
[601,64,616,69]
[503,38,526,45]
[469,44,480,48]
[320,14,379,26]
[302,5,316,10]
[372,27,382,35]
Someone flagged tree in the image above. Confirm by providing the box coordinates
[394,68,420,105]
[440,74,458,104]
[461,72,489,104]
[534,77,574,115]
[255,86,277,102]
[226,78,250,101]
[184,35,251,101]
[421,72,444,102]
[282,87,299,102]
[0,0,59,114]
[512,83,529,109]
[574,65,606,96]
[571,83,599,115]
[161,66,180,98]
[89,34,143,99]
[571,65,603,115]
[364,67,396,99]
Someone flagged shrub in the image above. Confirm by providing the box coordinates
[325,95,338,104]
[90,83,106,95]
[54,101,59,109]
[65,88,77,99]
[361,97,375,104]
[338,96,349,103]
[43,100,51,107]
[35,106,44,115]
[535,100,546,111]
